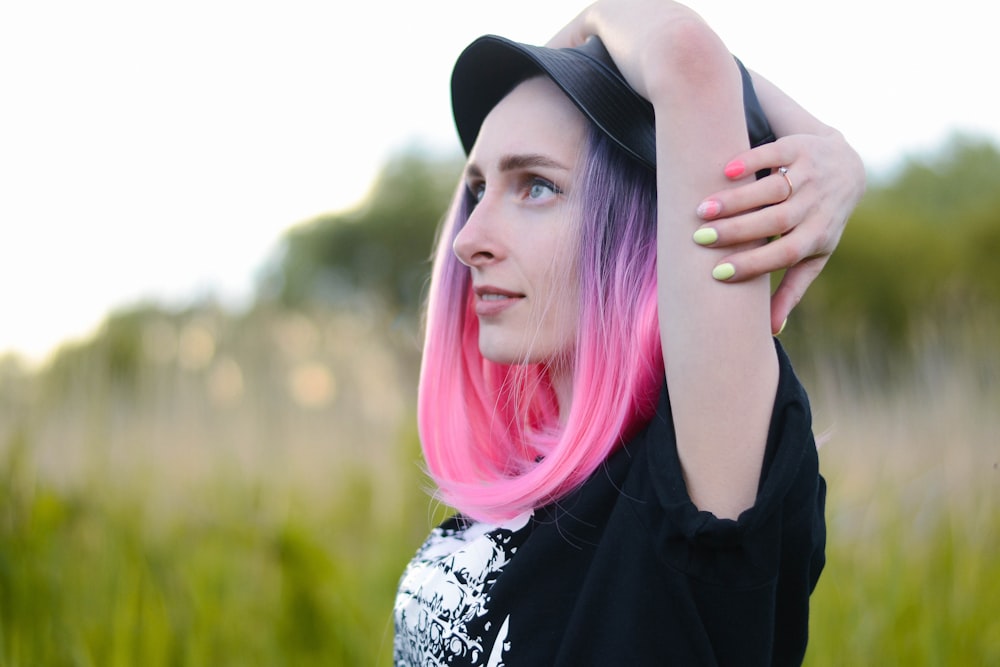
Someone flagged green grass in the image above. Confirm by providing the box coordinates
[808,449,1000,665]
[1,308,997,665]
[802,335,1000,666]
[0,430,449,666]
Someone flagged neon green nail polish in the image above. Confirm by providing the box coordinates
[693,228,718,246]
[712,263,735,281]
[777,318,788,335]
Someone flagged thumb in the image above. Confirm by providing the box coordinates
[770,259,824,334]
[546,7,594,47]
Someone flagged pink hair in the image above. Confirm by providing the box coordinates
[418,127,663,522]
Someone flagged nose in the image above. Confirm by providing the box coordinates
[453,192,504,268]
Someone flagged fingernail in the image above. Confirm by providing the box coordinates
[724,160,745,179]
[712,263,735,281]
[696,199,721,219]
[692,227,718,246]
[776,317,788,335]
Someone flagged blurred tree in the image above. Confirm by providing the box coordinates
[794,133,1000,350]
[259,148,464,316]
[863,133,1000,224]
[41,303,158,395]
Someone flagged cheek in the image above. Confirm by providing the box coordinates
[556,282,581,338]
[542,255,581,342]
[550,227,581,310]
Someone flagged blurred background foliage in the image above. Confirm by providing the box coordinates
[0,135,998,665]
[259,148,465,319]
[795,135,1000,349]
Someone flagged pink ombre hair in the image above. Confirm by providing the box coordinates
[418,126,663,522]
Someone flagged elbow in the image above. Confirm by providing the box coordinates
[644,18,738,105]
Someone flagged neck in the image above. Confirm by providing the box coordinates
[550,362,574,424]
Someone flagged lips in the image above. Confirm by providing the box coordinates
[473,285,524,316]
[474,284,523,299]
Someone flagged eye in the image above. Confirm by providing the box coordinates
[526,177,561,201]
[467,181,485,203]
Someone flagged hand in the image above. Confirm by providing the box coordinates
[694,131,866,333]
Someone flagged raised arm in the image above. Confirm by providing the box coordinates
[551,1,777,518]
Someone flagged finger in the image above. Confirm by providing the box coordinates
[546,7,594,48]
[769,258,827,333]
[697,171,798,221]
[697,201,805,248]
[709,231,824,282]
[546,23,581,48]
[723,138,797,180]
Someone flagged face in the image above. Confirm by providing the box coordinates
[453,76,586,368]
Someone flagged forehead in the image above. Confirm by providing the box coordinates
[469,76,587,163]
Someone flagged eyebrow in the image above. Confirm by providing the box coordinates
[465,153,571,180]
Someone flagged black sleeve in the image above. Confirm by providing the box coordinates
[641,339,827,665]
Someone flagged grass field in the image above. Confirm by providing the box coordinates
[1,307,997,666]
[800,327,1000,666]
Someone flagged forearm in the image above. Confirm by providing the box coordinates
[748,70,838,138]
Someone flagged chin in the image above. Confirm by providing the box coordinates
[477,333,532,365]
[477,327,575,366]
[478,345,521,366]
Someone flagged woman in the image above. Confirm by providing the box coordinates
[394,1,864,664]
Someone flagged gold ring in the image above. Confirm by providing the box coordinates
[778,166,793,201]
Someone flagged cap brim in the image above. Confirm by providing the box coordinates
[451,35,658,170]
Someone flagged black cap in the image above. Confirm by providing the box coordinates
[451,34,775,171]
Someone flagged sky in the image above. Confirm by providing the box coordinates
[1,1,996,363]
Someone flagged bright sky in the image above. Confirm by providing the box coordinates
[1,1,995,363]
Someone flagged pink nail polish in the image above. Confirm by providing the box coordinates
[724,160,745,179]
[696,199,721,219]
